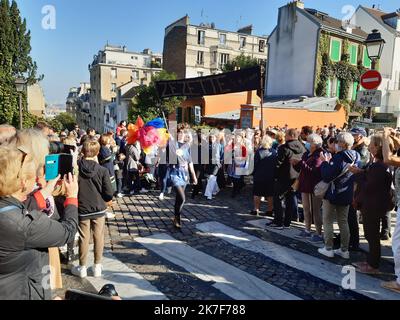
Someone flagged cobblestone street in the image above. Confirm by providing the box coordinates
[58,184,400,300]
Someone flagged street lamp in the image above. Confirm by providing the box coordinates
[365,29,385,120]
[365,29,385,64]
[15,78,26,130]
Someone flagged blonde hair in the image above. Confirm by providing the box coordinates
[14,129,49,176]
[82,140,100,158]
[276,132,285,145]
[0,147,36,197]
[62,136,76,146]
[260,135,273,149]
[99,134,111,146]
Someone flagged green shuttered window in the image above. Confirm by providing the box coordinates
[363,48,371,68]
[330,39,341,62]
[349,44,358,65]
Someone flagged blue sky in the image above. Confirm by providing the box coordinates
[17,0,400,105]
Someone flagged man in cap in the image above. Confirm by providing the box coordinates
[347,127,371,251]
[351,127,370,168]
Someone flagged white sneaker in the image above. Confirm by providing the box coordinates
[116,193,123,198]
[140,188,149,194]
[106,211,115,219]
[318,247,334,258]
[334,249,350,259]
[93,264,102,278]
[159,193,164,201]
[71,265,87,278]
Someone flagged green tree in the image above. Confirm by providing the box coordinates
[129,70,184,123]
[53,113,76,131]
[0,0,40,127]
[222,54,263,73]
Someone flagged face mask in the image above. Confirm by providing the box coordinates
[305,142,311,152]
[335,144,342,152]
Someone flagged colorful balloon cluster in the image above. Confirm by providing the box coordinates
[127,117,170,154]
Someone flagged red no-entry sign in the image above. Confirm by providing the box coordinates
[360,70,382,90]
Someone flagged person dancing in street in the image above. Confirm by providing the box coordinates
[169,124,197,229]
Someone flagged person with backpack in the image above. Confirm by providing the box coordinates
[267,129,306,229]
[318,132,360,259]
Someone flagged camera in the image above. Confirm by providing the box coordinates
[49,142,76,155]
[49,141,65,155]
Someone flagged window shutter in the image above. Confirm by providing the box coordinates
[336,79,341,98]
[363,48,371,68]
[350,45,357,65]
[326,79,331,97]
[330,39,341,62]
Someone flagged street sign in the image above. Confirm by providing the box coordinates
[356,90,382,108]
[360,70,382,90]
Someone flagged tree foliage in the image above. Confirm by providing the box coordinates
[52,112,76,131]
[129,70,184,123]
[0,0,41,127]
[222,54,263,73]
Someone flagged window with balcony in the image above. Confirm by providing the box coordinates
[197,51,204,65]
[219,33,226,45]
[111,97,116,103]
[132,70,139,80]
[219,53,229,69]
[259,40,265,53]
[111,83,117,93]
[240,37,246,49]
[198,30,205,45]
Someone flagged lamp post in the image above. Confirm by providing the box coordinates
[365,29,385,120]
[260,64,265,131]
[15,78,27,130]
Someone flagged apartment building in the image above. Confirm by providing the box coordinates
[266,0,371,102]
[88,45,163,132]
[163,15,268,79]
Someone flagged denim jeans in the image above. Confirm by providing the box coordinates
[273,189,298,227]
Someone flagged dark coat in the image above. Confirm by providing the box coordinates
[98,146,115,178]
[294,148,324,194]
[253,148,277,183]
[354,161,394,214]
[275,140,306,191]
[321,149,360,206]
[78,159,114,220]
[0,196,78,300]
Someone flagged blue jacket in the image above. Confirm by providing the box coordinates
[321,150,361,206]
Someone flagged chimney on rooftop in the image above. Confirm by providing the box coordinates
[294,0,305,9]
[237,25,253,35]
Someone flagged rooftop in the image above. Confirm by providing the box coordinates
[303,8,368,39]
[263,96,338,112]
[362,6,400,34]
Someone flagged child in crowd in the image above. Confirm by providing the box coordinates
[72,140,114,279]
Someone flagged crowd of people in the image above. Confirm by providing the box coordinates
[1,117,400,300]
